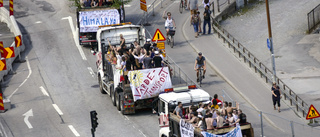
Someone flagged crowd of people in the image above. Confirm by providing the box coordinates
[81,0,114,8]
[174,94,247,131]
[105,35,167,71]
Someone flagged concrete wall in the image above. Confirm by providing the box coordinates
[0,7,25,82]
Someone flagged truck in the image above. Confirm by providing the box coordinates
[76,3,125,47]
[158,86,254,137]
[95,23,178,114]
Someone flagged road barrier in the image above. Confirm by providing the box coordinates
[0,7,25,82]
[307,3,320,33]
[210,17,309,118]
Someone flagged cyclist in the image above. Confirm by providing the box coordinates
[194,52,206,82]
[162,11,176,38]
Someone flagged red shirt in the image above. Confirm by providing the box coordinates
[212,98,222,104]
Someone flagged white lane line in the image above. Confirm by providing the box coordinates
[0,121,8,137]
[61,16,87,61]
[35,21,42,24]
[68,125,80,137]
[52,104,63,115]
[8,57,32,99]
[87,67,95,77]
[39,86,49,96]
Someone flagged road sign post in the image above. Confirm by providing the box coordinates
[9,0,13,16]
[0,0,3,7]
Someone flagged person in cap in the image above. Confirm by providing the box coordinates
[194,52,206,82]
[143,39,152,52]
[152,51,164,68]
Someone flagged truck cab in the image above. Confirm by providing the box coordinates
[158,86,211,137]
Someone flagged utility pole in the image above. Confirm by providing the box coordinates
[265,0,276,83]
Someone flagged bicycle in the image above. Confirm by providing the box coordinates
[167,29,175,48]
[197,67,204,87]
[179,0,188,14]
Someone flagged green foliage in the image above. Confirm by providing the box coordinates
[69,0,82,9]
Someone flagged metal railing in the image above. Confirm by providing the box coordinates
[307,3,320,33]
[210,18,309,118]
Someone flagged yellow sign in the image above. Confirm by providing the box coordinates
[15,35,22,47]
[306,104,320,120]
[0,59,6,71]
[157,42,165,49]
[152,29,166,42]
[161,50,166,57]
[140,0,147,12]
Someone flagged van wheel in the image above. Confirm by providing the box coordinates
[111,88,116,106]
[98,76,106,94]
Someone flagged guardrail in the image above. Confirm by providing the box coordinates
[210,18,309,118]
[307,3,320,33]
[0,7,25,82]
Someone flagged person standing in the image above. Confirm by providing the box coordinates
[174,102,183,119]
[190,10,200,38]
[236,109,247,124]
[189,0,198,15]
[203,5,211,35]
[272,83,282,112]
[152,51,164,68]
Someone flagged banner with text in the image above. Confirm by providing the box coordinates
[79,9,120,32]
[128,67,172,101]
[201,124,242,137]
[180,119,194,137]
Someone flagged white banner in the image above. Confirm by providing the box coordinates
[128,67,172,101]
[79,9,120,32]
[180,119,194,137]
[201,124,243,137]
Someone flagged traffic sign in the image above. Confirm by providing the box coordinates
[9,0,13,16]
[152,29,166,42]
[15,35,22,47]
[0,59,6,71]
[0,0,3,7]
[0,41,8,58]
[140,0,147,12]
[157,42,165,49]
[4,47,15,58]
[306,104,320,120]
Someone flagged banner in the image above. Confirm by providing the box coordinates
[128,67,172,101]
[79,9,120,32]
[201,124,242,137]
[180,119,194,137]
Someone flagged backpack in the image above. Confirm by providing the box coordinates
[192,14,199,24]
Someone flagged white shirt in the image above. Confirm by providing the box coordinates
[165,17,174,27]
[202,0,211,8]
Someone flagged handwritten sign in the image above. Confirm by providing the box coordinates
[180,119,194,137]
[79,9,120,32]
[128,67,172,101]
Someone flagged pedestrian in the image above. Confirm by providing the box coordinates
[188,0,198,15]
[272,83,282,112]
[152,51,163,68]
[202,0,211,8]
[203,5,211,35]
[197,11,202,34]
[143,39,152,52]
[142,52,152,69]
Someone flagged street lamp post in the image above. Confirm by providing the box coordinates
[265,0,277,83]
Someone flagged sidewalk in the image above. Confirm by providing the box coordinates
[181,8,320,137]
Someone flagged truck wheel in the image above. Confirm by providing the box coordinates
[116,92,121,111]
[111,88,116,106]
[98,76,106,94]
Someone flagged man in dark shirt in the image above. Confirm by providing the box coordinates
[152,51,163,68]
[194,52,206,82]
[143,39,152,52]
[236,109,246,124]
[143,52,152,69]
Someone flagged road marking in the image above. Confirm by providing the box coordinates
[52,104,63,115]
[87,67,95,77]
[22,109,33,129]
[61,16,87,61]
[8,57,32,99]
[124,5,131,7]
[39,86,49,96]
[35,21,42,24]
[68,125,80,136]
[0,121,8,137]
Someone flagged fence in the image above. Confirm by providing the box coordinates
[307,3,320,33]
[210,18,309,118]
[221,87,320,136]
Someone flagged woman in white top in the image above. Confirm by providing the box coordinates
[202,0,211,8]
[162,11,176,38]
